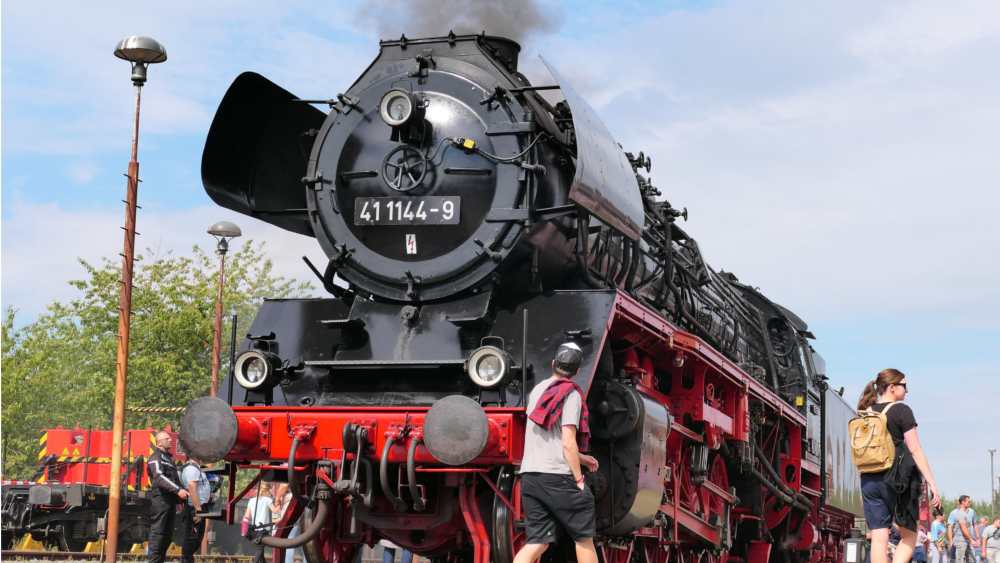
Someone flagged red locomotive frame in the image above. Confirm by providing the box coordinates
[217,291,855,563]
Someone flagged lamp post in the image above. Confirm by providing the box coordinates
[106,35,167,563]
[208,222,241,397]
[990,448,996,520]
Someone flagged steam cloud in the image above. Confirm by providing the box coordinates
[354,0,562,45]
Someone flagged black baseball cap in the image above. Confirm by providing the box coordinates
[554,342,583,373]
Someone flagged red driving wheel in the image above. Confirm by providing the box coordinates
[677,449,703,515]
[700,454,730,524]
[598,543,635,563]
[493,468,527,563]
[301,501,359,563]
[641,536,669,563]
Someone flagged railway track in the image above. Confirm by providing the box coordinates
[0,551,252,562]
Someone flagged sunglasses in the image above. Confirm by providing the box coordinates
[893,382,907,390]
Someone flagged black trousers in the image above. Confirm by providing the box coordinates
[253,543,268,563]
[181,504,210,563]
[148,495,177,563]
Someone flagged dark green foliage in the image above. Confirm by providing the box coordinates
[2,241,312,479]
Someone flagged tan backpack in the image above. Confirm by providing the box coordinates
[848,402,897,473]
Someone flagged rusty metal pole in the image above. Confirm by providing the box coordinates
[204,249,226,558]
[211,251,227,397]
[990,448,996,520]
[106,80,143,562]
[107,37,166,563]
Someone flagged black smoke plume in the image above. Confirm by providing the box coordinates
[354,0,563,45]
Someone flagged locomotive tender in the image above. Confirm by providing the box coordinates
[179,33,864,563]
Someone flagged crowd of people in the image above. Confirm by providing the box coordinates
[868,507,1000,563]
[926,503,1000,563]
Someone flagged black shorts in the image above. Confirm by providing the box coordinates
[521,472,596,544]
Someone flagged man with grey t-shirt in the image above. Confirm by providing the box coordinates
[512,343,600,563]
[952,496,980,563]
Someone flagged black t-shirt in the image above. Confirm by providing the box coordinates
[870,402,917,449]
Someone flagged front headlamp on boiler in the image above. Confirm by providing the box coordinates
[233,349,281,390]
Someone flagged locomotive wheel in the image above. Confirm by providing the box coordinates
[59,513,87,552]
[677,450,703,516]
[118,542,136,554]
[681,548,704,563]
[639,537,669,563]
[597,542,634,563]
[301,503,358,563]
[60,533,87,552]
[491,467,527,563]
[700,454,730,525]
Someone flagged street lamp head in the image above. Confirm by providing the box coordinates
[208,221,241,255]
[208,221,242,238]
[114,35,167,84]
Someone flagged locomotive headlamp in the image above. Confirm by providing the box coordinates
[234,350,280,390]
[467,346,510,388]
[379,89,422,127]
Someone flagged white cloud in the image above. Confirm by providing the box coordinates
[0,0,369,157]
[2,0,998,502]
[67,160,100,185]
[523,0,1000,323]
[847,0,1000,58]
[1,197,327,321]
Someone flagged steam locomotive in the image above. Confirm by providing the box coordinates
[179,33,864,563]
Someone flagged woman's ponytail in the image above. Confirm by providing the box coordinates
[857,369,906,410]
[857,380,879,410]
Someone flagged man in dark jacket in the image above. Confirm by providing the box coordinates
[147,432,189,563]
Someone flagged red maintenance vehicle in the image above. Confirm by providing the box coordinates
[178,33,864,563]
[1,425,188,551]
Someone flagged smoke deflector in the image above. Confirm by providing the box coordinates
[540,57,644,241]
[201,72,327,237]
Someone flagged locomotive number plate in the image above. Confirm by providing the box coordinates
[354,196,460,226]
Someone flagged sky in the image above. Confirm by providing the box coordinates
[2,0,998,502]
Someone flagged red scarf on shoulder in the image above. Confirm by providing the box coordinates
[528,378,590,451]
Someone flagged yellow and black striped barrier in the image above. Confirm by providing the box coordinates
[51,456,114,463]
[38,431,48,462]
[127,407,185,413]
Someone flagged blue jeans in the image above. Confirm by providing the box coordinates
[382,548,413,563]
[284,524,300,562]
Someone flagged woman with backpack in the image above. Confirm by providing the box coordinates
[855,368,941,563]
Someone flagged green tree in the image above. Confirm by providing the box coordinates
[1,241,312,479]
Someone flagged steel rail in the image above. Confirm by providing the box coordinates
[2,551,251,562]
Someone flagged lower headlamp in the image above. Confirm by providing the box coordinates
[233,350,280,390]
[466,346,510,388]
